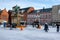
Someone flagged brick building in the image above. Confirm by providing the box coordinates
[27,10,40,24]
[39,8,52,25]
[0,6,52,25]
[10,5,34,25]
[0,9,9,23]
[0,5,60,25]
[27,8,52,25]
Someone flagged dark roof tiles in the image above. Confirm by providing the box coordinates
[20,7,32,12]
[40,8,52,13]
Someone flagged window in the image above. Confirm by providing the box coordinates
[40,14,43,19]
[21,10,25,13]
[58,9,60,14]
[20,17,24,21]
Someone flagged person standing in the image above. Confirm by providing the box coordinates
[44,23,49,32]
[3,22,6,28]
[56,23,59,32]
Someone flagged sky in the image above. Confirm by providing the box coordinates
[0,0,60,10]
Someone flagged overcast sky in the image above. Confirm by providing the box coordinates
[0,0,60,10]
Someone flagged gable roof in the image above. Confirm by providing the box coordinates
[1,8,8,16]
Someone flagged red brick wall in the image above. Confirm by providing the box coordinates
[1,9,9,22]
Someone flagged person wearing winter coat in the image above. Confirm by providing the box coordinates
[44,23,49,32]
[3,22,6,28]
[56,23,59,32]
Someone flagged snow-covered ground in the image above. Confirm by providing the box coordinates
[0,25,60,40]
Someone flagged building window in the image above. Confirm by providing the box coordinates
[40,14,43,19]
[21,10,25,13]
[20,17,24,21]
[58,9,60,14]
[2,16,7,20]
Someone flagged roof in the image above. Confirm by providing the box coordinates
[8,10,13,14]
[30,10,37,14]
[8,7,30,14]
[29,8,52,14]
[1,9,8,16]
[19,7,32,13]
[8,10,14,12]
[40,8,52,13]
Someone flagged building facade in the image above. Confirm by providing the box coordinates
[11,5,34,26]
[27,8,52,25]
[27,10,40,24]
[1,5,60,25]
[0,9,9,23]
[52,5,60,23]
[39,8,52,25]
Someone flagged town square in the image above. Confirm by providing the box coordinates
[0,0,60,40]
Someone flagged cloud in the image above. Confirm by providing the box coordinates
[0,0,60,10]
[15,0,47,9]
